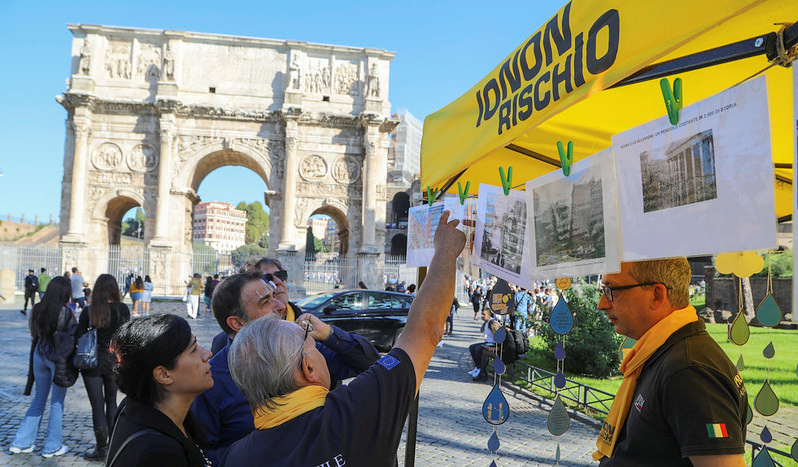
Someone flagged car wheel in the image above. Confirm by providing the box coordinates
[391,326,404,348]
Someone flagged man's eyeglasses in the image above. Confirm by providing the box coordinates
[264,269,288,283]
[246,283,277,308]
[599,282,666,302]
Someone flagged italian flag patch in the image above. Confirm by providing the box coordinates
[706,423,729,438]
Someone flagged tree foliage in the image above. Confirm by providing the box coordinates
[232,243,269,269]
[121,207,146,238]
[236,201,270,245]
[535,280,623,377]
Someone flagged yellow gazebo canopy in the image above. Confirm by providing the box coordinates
[421,0,795,218]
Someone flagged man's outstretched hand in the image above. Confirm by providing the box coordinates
[434,210,466,260]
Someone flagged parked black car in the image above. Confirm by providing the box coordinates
[296,289,414,351]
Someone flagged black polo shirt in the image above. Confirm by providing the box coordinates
[220,348,415,467]
[600,320,747,466]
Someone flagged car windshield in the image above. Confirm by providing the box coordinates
[297,293,336,309]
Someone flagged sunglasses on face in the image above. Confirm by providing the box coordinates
[264,269,288,283]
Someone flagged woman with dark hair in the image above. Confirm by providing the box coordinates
[107,314,213,467]
[77,274,130,461]
[129,276,144,317]
[9,276,74,458]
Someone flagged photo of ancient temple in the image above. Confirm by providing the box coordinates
[639,129,718,213]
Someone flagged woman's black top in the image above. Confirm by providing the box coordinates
[107,399,210,467]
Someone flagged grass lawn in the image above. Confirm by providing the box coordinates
[515,323,798,414]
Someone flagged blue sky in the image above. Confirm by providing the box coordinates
[0,0,563,222]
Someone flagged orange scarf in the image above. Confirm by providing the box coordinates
[253,385,328,430]
[593,305,698,461]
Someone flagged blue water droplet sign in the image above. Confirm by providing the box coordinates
[547,395,570,436]
[554,341,566,360]
[761,426,773,444]
[554,370,566,389]
[488,431,500,452]
[550,300,573,335]
[494,358,506,375]
[483,384,510,425]
[493,325,506,344]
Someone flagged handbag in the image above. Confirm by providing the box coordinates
[73,309,98,370]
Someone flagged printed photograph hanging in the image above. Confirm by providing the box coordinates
[473,185,533,289]
[524,148,620,280]
[612,75,777,260]
[406,197,465,267]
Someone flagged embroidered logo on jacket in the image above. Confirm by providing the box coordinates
[633,393,645,412]
[377,355,400,370]
[706,423,729,438]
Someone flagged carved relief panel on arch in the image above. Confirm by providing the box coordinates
[299,155,328,182]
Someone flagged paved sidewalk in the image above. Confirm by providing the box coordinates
[0,297,602,466]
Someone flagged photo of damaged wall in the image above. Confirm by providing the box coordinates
[479,191,527,275]
[639,129,718,213]
[533,164,605,266]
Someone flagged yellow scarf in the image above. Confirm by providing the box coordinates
[593,305,698,461]
[285,305,295,322]
[253,385,328,430]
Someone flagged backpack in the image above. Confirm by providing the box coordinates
[499,328,529,365]
[26,275,39,292]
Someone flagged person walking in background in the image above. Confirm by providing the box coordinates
[129,276,144,317]
[122,273,133,300]
[203,275,216,318]
[76,274,130,461]
[22,269,39,316]
[70,267,87,310]
[141,275,153,316]
[186,273,203,319]
[37,268,51,300]
[106,314,213,466]
[470,285,483,320]
[9,276,74,458]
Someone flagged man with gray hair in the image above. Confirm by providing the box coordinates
[221,211,466,466]
[594,258,747,467]
[193,268,379,465]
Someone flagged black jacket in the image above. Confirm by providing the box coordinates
[107,399,209,467]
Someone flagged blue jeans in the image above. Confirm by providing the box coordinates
[11,348,67,454]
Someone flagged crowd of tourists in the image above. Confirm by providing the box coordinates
[7,211,749,466]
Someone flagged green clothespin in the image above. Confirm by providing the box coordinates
[426,186,439,204]
[499,167,512,195]
[557,141,573,176]
[660,77,682,125]
[457,181,470,205]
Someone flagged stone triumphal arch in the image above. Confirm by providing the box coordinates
[58,24,396,293]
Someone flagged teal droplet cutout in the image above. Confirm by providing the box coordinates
[554,370,566,389]
[752,446,776,467]
[618,337,636,363]
[493,326,506,344]
[483,383,510,425]
[754,379,779,416]
[547,395,570,436]
[729,310,750,346]
[736,353,744,372]
[761,426,773,443]
[763,341,775,359]
[556,443,561,463]
[554,341,566,360]
[494,358,506,375]
[746,402,753,425]
[488,431,500,452]
[489,278,515,315]
[756,294,782,327]
[550,300,573,335]
[791,438,798,461]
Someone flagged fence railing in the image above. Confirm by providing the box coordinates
[500,362,615,415]
[747,441,794,467]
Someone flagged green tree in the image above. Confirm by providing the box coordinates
[305,227,317,259]
[192,242,218,274]
[236,201,270,245]
[535,280,623,377]
[232,243,269,269]
[314,236,329,253]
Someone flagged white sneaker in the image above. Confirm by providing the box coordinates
[9,445,35,454]
[42,445,68,458]
[436,340,444,348]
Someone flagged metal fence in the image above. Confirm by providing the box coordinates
[302,254,420,296]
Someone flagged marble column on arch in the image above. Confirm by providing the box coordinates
[360,122,380,254]
[278,117,300,251]
[152,113,176,246]
[64,112,92,242]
